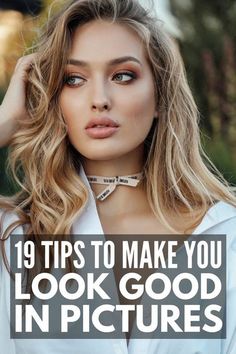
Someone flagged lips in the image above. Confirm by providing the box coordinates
[86,117,120,129]
[85,117,120,139]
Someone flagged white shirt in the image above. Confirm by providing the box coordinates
[1,167,236,354]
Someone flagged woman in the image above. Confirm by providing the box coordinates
[0,0,236,353]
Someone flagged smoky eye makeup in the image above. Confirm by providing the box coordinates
[63,72,87,87]
[62,62,141,86]
[63,71,138,85]
[108,61,140,79]
[64,75,83,86]
[112,71,137,83]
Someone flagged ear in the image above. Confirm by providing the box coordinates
[154,110,158,119]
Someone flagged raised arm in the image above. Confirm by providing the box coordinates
[0,54,36,147]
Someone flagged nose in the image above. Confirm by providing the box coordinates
[90,79,111,112]
[92,103,109,111]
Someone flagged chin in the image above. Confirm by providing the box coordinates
[78,147,128,162]
[81,153,122,161]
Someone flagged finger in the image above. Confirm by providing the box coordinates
[14,53,37,73]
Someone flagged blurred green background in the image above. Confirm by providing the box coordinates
[0,0,236,196]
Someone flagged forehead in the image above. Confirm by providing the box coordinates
[70,20,146,63]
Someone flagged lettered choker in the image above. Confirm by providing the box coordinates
[87,172,144,201]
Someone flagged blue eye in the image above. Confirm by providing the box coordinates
[63,71,136,87]
[113,72,136,83]
[64,75,84,86]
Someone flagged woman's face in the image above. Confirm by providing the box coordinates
[59,20,157,161]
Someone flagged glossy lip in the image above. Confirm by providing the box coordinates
[85,117,120,139]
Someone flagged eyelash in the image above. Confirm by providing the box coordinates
[63,71,137,87]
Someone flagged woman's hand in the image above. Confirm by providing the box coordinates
[0,53,36,147]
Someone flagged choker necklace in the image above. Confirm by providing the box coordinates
[87,172,144,201]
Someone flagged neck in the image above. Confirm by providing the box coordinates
[95,179,149,218]
[81,146,150,216]
[81,145,144,177]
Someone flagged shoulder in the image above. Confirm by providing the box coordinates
[0,209,24,279]
[206,201,236,238]
[209,200,236,218]
[194,201,236,234]
[192,201,236,256]
[0,209,22,239]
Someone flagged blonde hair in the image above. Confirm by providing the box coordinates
[1,0,236,242]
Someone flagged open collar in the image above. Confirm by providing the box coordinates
[75,164,236,236]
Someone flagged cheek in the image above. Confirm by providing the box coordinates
[59,91,82,129]
[59,91,71,121]
[123,83,155,130]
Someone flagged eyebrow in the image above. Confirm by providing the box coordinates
[66,56,142,67]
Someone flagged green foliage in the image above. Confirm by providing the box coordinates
[202,135,236,185]
[0,147,18,196]
[170,0,236,183]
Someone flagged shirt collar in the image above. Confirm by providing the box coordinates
[72,164,104,235]
[75,164,236,235]
[192,200,236,234]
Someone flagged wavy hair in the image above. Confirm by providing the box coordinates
[1,0,236,244]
